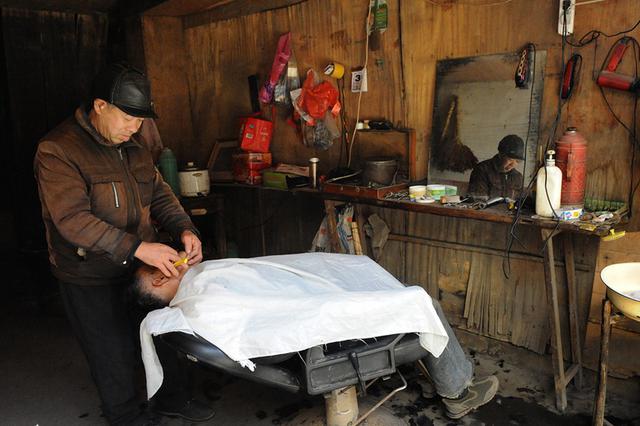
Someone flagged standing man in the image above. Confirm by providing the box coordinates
[34,63,213,425]
[467,134,525,201]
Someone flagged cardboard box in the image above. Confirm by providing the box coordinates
[239,117,273,153]
[263,170,309,189]
[232,152,272,185]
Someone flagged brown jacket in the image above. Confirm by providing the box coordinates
[467,154,523,200]
[34,107,196,285]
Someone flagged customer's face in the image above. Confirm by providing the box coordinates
[92,99,144,144]
[138,251,191,305]
[501,156,521,173]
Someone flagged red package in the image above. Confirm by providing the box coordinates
[232,152,272,185]
[239,117,273,153]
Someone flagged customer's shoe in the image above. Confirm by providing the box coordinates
[442,375,499,419]
[153,398,215,423]
[124,411,162,426]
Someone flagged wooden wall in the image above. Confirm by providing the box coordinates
[141,0,640,375]
[1,7,108,251]
[144,0,640,229]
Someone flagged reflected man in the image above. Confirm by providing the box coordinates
[467,134,525,201]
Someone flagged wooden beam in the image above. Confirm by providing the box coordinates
[387,233,593,272]
[182,0,308,29]
[0,0,117,13]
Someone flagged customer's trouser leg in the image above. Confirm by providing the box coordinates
[151,335,190,405]
[58,281,140,425]
[421,298,474,399]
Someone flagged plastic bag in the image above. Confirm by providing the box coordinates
[274,51,300,106]
[292,70,341,149]
[297,70,340,119]
[310,205,355,253]
[259,33,292,104]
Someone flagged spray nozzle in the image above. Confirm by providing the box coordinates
[545,150,556,166]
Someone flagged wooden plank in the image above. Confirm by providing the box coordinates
[183,0,308,27]
[541,228,567,411]
[141,15,195,164]
[563,233,583,389]
[0,0,117,13]
[324,200,342,253]
[2,7,107,245]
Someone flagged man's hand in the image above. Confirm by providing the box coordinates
[134,242,181,277]
[181,230,203,265]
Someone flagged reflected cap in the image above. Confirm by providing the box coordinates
[498,134,525,160]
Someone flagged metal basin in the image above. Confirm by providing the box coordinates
[601,263,640,322]
[362,157,398,186]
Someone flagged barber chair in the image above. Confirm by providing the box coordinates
[160,332,432,426]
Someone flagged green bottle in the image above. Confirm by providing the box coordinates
[158,147,180,194]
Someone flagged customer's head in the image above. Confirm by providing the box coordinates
[497,135,525,173]
[130,252,190,310]
[89,63,157,144]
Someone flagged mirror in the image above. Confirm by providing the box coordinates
[428,51,547,195]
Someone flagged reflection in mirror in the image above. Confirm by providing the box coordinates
[428,51,547,198]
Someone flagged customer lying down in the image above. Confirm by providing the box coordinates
[135,252,497,420]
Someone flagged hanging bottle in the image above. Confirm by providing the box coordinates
[536,150,563,218]
[158,147,180,194]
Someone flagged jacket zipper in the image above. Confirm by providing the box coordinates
[111,182,120,208]
[117,146,139,227]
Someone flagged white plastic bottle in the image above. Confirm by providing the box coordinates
[536,150,563,218]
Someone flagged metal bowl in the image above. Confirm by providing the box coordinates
[601,263,640,322]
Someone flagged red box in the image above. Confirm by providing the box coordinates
[233,152,272,185]
[239,117,273,153]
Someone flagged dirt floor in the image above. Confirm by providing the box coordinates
[3,291,640,425]
[176,346,640,426]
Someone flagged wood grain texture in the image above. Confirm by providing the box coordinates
[142,16,195,164]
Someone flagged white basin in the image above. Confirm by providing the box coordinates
[601,263,640,321]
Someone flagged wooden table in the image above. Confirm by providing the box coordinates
[214,183,618,411]
[318,194,600,411]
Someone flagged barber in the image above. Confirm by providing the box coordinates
[34,63,212,425]
[467,134,525,201]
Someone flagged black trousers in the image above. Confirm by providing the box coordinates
[58,280,188,425]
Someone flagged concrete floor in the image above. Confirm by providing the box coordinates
[2,293,640,426]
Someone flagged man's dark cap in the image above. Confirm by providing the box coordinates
[498,134,525,160]
[91,63,158,118]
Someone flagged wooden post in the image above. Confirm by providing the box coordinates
[354,204,368,256]
[541,228,567,411]
[324,200,342,253]
[592,299,613,426]
[563,233,583,389]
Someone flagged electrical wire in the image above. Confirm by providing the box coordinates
[503,5,571,278]
[566,16,640,48]
[347,1,373,168]
[502,43,537,277]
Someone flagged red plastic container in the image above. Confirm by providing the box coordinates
[556,127,588,206]
[239,117,273,153]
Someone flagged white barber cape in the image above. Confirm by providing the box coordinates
[140,253,448,398]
